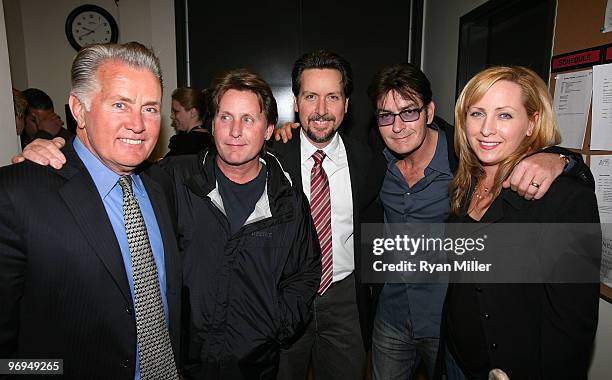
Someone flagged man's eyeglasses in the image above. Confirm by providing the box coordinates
[376,106,425,126]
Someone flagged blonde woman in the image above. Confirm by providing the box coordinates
[441,66,600,379]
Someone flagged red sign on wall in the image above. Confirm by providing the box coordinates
[605,46,612,62]
[551,49,601,72]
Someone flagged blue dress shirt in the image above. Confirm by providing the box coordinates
[378,123,453,339]
[74,137,168,380]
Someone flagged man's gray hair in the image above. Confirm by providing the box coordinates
[71,42,162,110]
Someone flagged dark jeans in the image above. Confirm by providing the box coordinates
[277,273,366,380]
[372,316,439,379]
[372,283,444,380]
[443,346,472,380]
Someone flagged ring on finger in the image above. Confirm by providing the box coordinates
[530,181,540,188]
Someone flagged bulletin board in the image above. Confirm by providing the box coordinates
[549,0,612,301]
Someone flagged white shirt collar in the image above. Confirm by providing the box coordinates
[299,129,341,165]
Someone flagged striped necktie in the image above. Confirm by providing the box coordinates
[310,150,333,295]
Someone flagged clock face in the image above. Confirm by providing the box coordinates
[66,5,118,51]
[72,11,113,46]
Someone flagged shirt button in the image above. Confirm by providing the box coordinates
[490,343,498,349]
[475,286,483,292]
[125,305,132,315]
[122,358,130,368]
[483,313,490,320]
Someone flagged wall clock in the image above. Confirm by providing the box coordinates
[65,4,119,51]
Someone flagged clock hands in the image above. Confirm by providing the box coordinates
[79,26,95,38]
[79,20,103,39]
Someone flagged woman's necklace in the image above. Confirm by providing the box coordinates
[469,180,493,219]
[473,183,490,200]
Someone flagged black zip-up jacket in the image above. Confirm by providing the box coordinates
[160,149,321,380]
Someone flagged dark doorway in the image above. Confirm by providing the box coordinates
[175,0,423,141]
[456,0,556,98]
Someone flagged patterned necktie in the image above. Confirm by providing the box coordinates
[118,176,179,380]
[311,150,333,295]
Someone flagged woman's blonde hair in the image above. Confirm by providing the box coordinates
[450,66,560,215]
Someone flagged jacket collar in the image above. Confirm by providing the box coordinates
[481,187,531,222]
[185,148,295,221]
[433,116,459,174]
[54,136,86,180]
[461,185,531,223]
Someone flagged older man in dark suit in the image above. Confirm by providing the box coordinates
[0,42,181,379]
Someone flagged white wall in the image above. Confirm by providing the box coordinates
[144,0,178,158]
[0,1,20,165]
[4,0,176,158]
[422,0,487,122]
[113,0,177,157]
[16,0,118,125]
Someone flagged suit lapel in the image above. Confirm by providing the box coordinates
[140,173,180,291]
[341,133,362,226]
[470,189,529,236]
[339,133,365,280]
[483,189,530,223]
[58,165,132,304]
[480,199,505,223]
[140,171,181,353]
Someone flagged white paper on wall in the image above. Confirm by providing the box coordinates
[553,70,592,149]
[603,0,612,33]
[591,63,612,150]
[590,155,612,286]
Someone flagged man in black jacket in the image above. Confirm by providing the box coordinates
[161,69,321,379]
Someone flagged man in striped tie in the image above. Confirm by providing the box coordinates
[273,50,387,380]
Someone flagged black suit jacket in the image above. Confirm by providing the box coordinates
[442,176,600,379]
[0,140,181,379]
[268,131,386,348]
